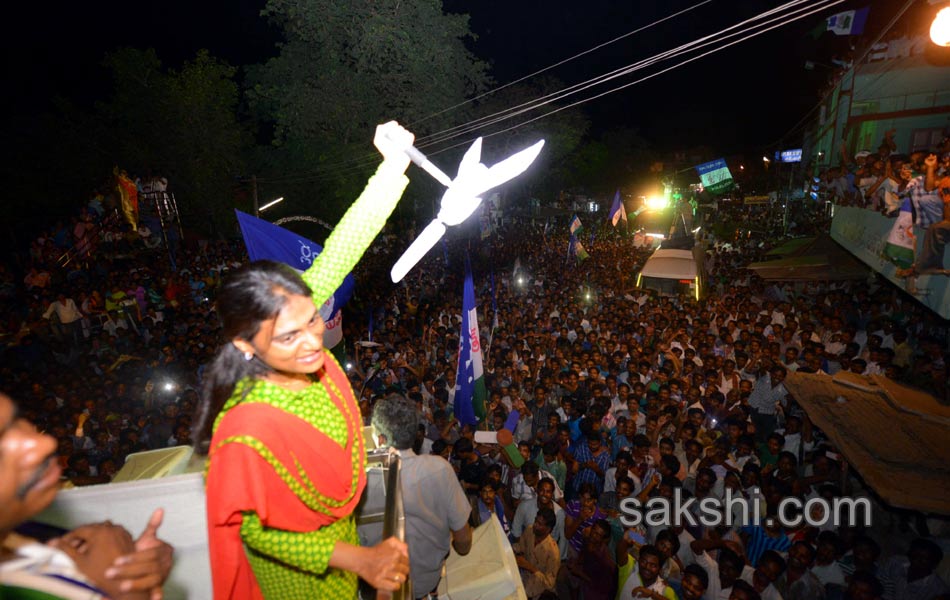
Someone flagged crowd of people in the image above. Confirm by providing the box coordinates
[813,128,950,283]
[347,217,947,599]
[1,137,948,598]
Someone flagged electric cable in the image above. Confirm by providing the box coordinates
[769,0,918,147]
[409,0,717,128]
[263,0,843,185]
[417,0,836,149]
[257,0,717,183]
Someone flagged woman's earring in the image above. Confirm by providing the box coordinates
[244,352,253,361]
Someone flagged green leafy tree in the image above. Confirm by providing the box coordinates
[246,0,490,219]
[95,49,249,232]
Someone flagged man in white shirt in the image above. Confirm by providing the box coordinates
[373,396,473,596]
[881,538,949,600]
[510,478,567,560]
[691,545,745,600]
[774,415,813,462]
[604,451,639,493]
[740,550,786,600]
[510,461,564,505]
[43,293,84,343]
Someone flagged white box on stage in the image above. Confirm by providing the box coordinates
[112,445,195,482]
[38,473,210,600]
[437,516,527,600]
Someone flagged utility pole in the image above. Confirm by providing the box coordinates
[252,175,259,217]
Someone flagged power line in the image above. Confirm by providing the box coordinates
[769,0,918,147]
[260,0,721,183]
[418,0,845,160]
[417,0,828,150]
[409,0,717,129]
[263,0,842,186]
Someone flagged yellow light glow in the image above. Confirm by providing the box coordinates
[932,7,950,46]
[645,196,668,210]
[695,277,700,301]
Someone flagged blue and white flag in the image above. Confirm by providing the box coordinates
[695,159,734,195]
[569,214,583,235]
[568,234,589,262]
[883,197,915,269]
[235,210,353,349]
[609,190,627,226]
[826,7,869,36]
[455,254,487,427]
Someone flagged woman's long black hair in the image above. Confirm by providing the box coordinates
[193,260,312,452]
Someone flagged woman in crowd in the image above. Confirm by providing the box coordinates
[194,122,414,599]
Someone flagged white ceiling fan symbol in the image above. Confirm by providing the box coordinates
[390,136,545,283]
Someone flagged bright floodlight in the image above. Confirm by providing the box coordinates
[932,7,950,46]
[645,196,668,210]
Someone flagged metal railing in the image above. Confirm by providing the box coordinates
[55,211,120,269]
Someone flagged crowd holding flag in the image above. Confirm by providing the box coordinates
[235,210,354,353]
[883,197,916,269]
[115,167,139,228]
[574,238,590,261]
[568,234,590,262]
[569,214,583,235]
[454,253,487,427]
[608,189,627,227]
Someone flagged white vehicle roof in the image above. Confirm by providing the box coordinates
[639,248,697,280]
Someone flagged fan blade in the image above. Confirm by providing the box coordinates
[478,139,545,194]
[456,138,483,179]
[390,220,447,283]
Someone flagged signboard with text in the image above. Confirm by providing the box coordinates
[695,158,734,194]
[775,148,802,163]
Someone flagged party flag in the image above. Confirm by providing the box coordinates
[455,253,487,427]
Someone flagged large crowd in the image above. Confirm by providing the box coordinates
[1,136,948,600]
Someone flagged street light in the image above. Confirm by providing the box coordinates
[931,6,950,46]
[258,197,285,213]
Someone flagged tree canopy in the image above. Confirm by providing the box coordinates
[2,48,248,234]
[244,0,492,220]
[3,0,656,239]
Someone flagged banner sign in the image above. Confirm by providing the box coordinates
[780,148,803,163]
[695,158,734,194]
[831,206,950,319]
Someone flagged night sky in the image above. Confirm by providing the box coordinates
[1,0,920,155]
